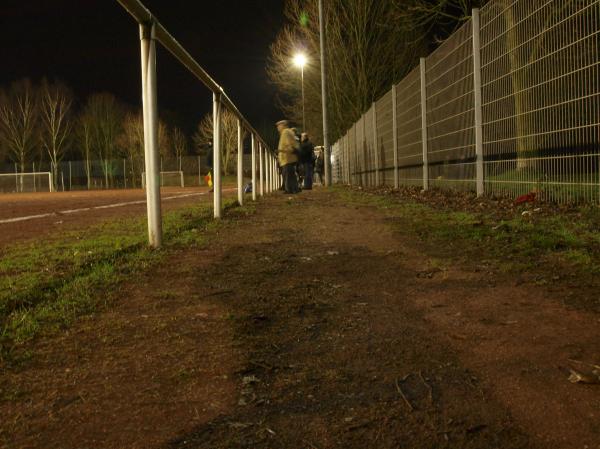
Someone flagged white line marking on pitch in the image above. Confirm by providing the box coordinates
[0,212,57,224]
[0,189,236,225]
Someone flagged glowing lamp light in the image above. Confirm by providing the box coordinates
[293,53,307,68]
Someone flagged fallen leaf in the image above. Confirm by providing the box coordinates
[568,369,600,384]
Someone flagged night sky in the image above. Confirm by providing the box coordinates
[0,0,285,135]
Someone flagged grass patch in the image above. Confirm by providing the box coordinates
[0,199,250,364]
[335,187,600,278]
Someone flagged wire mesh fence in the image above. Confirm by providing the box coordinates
[332,0,600,204]
[0,154,254,193]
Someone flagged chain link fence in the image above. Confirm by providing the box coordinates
[331,0,600,203]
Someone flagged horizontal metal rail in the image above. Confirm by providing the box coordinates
[116,0,271,152]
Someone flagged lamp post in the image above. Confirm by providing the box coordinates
[318,0,330,186]
[293,53,307,131]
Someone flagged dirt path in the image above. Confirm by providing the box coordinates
[2,189,599,448]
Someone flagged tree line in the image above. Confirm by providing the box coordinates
[0,78,242,189]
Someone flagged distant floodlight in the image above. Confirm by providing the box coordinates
[293,53,307,68]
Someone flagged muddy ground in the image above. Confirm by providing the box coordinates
[1,189,599,448]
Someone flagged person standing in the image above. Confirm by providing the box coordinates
[314,147,324,185]
[300,133,315,190]
[276,120,300,194]
[205,140,214,193]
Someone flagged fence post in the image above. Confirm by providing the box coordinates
[140,21,162,248]
[472,8,485,197]
[237,119,243,205]
[251,134,257,201]
[213,92,222,218]
[392,84,399,189]
[373,102,379,186]
[362,113,367,186]
[346,134,351,185]
[259,142,264,196]
[122,159,125,189]
[420,57,429,191]
[353,125,358,186]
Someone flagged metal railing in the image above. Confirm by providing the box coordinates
[331,0,600,204]
[117,0,279,246]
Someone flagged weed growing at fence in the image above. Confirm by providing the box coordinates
[336,187,600,311]
[0,199,248,364]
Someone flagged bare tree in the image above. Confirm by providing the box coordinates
[390,0,488,42]
[268,0,425,143]
[77,107,95,189]
[39,80,73,190]
[193,108,243,175]
[116,111,173,185]
[117,112,145,187]
[0,79,38,187]
[81,93,124,188]
[172,126,187,171]
[158,121,170,160]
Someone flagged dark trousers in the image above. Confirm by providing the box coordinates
[283,163,300,193]
[303,163,314,189]
[315,169,324,185]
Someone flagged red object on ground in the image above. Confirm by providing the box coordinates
[514,192,536,205]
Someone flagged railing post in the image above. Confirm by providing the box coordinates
[237,119,243,205]
[270,154,274,192]
[270,157,274,192]
[472,8,485,197]
[140,21,162,247]
[213,92,222,218]
[259,142,264,196]
[373,102,379,186]
[251,134,257,201]
[392,84,399,189]
[265,154,269,194]
[420,57,429,191]
[273,156,276,191]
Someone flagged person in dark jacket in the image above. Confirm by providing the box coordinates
[299,133,315,190]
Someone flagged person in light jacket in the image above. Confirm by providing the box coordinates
[276,120,300,194]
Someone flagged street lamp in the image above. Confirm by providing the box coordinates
[293,53,307,131]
